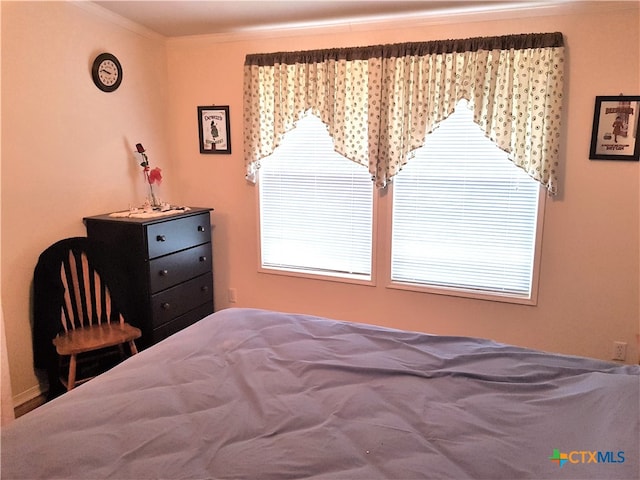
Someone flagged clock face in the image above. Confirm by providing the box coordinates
[92,53,122,92]
[98,59,119,86]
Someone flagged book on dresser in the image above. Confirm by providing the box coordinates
[83,207,214,349]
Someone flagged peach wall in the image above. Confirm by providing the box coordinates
[166,2,639,362]
[1,1,638,406]
[1,2,171,403]
[0,1,12,426]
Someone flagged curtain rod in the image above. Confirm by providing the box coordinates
[245,32,564,66]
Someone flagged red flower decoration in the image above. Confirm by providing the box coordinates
[134,142,163,207]
[148,167,162,185]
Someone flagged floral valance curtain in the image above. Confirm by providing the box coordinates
[244,32,564,194]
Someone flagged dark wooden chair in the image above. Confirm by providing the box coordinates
[33,237,141,395]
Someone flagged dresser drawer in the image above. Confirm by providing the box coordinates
[149,243,212,294]
[147,213,211,259]
[150,272,213,328]
[151,303,214,344]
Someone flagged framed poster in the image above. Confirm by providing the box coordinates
[589,96,640,161]
[198,105,231,154]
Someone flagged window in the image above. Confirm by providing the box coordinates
[391,100,543,302]
[259,114,374,281]
[258,103,544,303]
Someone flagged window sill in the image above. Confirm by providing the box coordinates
[259,266,374,287]
[386,280,538,306]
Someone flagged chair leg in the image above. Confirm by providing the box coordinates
[67,354,77,390]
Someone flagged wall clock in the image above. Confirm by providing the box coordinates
[91,53,122,92]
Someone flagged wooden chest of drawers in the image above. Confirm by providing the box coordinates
[84,208,214,348]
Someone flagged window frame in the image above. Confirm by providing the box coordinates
[385,181,546,305]
[255,116,379,287]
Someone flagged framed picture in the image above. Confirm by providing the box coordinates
[198,105,231,154]
[589,95,640,161]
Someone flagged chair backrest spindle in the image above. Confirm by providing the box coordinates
[67,250,84,329]
[94,269,103,325]
[104,283,112,326]
[79,252,93,326]
[60,263,75,331]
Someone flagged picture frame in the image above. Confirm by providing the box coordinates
[589,95,640,161]
[198,105,231,154]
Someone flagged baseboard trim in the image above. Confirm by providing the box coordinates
[13,385,47,418]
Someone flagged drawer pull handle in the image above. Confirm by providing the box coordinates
[199,256,207,262]
[159,269,169,276]
[157,235,166,242]
[197,226,205,232]
[161,303,171,310]
[201,286,209,292]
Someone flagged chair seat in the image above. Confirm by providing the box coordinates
[53,323,141,356]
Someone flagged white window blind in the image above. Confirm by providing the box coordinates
[259,114,373,280]
[391,100,542,299]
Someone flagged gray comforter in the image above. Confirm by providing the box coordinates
[2,307,639,479]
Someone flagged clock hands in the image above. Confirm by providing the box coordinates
[100,68,114,75]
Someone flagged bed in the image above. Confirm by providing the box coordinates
[2,308,638,479]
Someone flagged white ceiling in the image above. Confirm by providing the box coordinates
[92,0,517,37]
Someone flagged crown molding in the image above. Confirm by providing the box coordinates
[73,1,166,42]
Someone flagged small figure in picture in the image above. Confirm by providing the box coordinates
[210,120,219,151]
[612,115,624,143]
